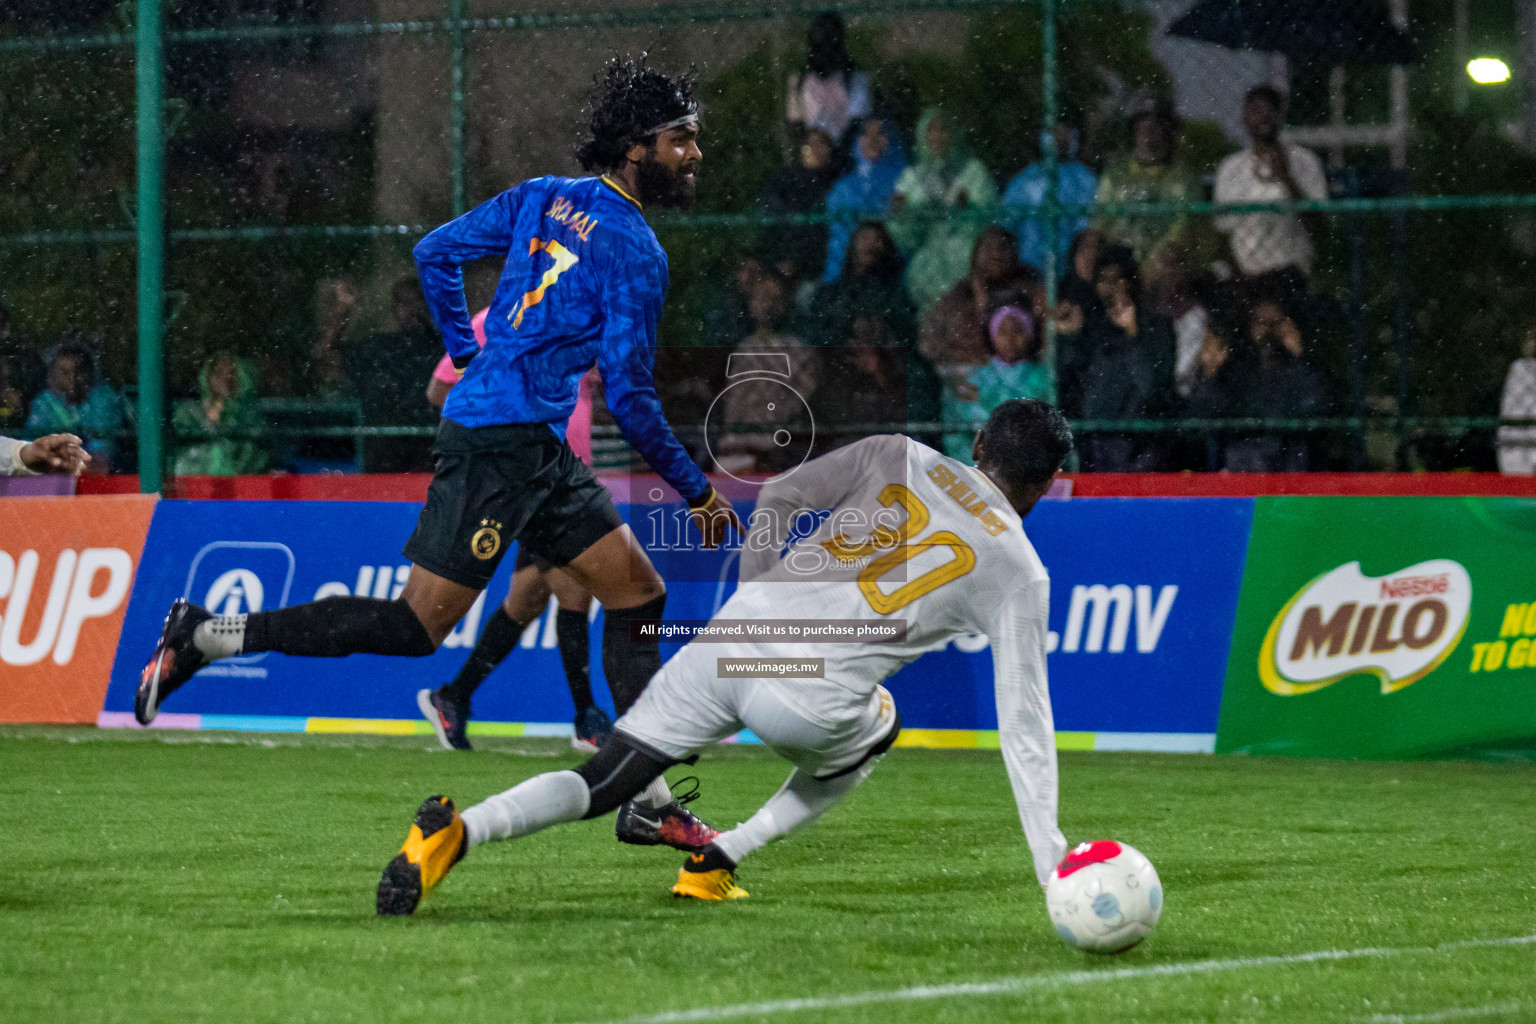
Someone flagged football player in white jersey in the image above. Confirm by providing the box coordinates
[376,399,1072,914]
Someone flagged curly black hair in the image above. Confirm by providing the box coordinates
[575,55,699,173]
[980,398,1074,490]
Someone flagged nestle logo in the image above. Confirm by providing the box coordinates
[1379,574,1449,600]
[1261,559,1472,697]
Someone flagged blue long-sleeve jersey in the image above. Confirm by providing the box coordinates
[413,175,710,503]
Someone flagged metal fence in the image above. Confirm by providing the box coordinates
[2,0,1535,488]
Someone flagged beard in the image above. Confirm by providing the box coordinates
[635,152,698,210]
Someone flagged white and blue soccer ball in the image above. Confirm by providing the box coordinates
[1045,840,1162,953]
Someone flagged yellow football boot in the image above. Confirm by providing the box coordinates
[671,847,749,901]
[376,795,466,916]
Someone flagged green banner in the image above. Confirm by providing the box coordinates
[1217,497,1536,758]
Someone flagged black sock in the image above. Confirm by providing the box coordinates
[685,843,737,873]
[556,608,594,713]
[243,597,435,658]
[601,592,666,716]
[440,606,530,706]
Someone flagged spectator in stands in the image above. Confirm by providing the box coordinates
[345,273,442,472]
[823,117,906,283]
[919,226,1036,379]
[26,337,125,472]
[761,126,841,214]
[891,107,998,310]
[0,301,45,432]
[713,273,820,474]
[825,313,914,449]
[1144,243,1211,402]
[1214,85,1328,298]
[1182,311,1236,471]
[1186,296,1330,471]
[813,221,915,349]
[785,12,872,150]
[1497,321,1536,475]
[1056,227,1105,325]
[172,351,268,477]
[1002,114,1098,276]
[759,126,842,286]
[310,276,360,399]
[703,251,768,350]
[1092,98,1202,268]
[1056,245,1175,470]
[942,304,1051,462]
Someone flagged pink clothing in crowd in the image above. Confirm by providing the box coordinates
[433,308,594,464]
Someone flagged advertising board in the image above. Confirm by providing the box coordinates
[99,497,1250,749]
[1217,497,1536,758]
[0,495,156,723]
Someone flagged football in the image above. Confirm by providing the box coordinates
[1045,840,1162,953]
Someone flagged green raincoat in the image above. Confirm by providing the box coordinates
[173,354,269,476]
[891,108,998,311]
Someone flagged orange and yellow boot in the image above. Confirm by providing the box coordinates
[376,795,466,916]
[671,843,749,901]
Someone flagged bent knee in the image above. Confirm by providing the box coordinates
[503,593,548,625]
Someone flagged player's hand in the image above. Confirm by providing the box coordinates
[20,433,90,476]
[687,487,742,550]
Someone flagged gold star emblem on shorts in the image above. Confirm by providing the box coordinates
[470,518,503,560]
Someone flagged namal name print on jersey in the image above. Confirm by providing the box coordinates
[1259,559,1472,696]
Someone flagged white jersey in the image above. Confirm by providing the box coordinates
[722,434,1066,884]
[1,436,37,476]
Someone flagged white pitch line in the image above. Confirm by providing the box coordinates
[575,933,1536,1024]
[1363,1004,1526,1024]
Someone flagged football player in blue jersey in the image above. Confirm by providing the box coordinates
[137,57,740,856]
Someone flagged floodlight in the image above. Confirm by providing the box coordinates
[1467,58,1511,85]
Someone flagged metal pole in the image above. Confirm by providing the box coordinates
[1452,0,1468,115]
[1041,0,1059,404]
[450,0,467,216]
[1391,198,1413,469]
[1344,168,1368,471]
[136,0,164,493]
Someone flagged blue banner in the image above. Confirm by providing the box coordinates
[102,501,725,726]
[104,498,1253,739]
[883,498,1254,738]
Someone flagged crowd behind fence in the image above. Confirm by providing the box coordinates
[3,0,1536,485]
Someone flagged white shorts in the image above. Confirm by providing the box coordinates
[615,643,899,779]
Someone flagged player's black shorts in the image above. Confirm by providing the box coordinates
[513,546,554,573]
[403,418,622,590]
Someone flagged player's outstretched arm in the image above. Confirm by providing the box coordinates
[414,188,522,370]
[990,579,1068,888]
[595,246,738,545]
[4,433,89,476]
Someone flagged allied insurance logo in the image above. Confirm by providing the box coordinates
[1259,560,1472,696]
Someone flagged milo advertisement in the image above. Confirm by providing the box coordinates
[1217,497,1536,758]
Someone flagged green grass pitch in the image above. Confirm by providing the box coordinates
[3,726,1534,1024]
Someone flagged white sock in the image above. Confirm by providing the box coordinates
[193,615,247,660]
[460,770,590,848]
[630,775,674,810]
[713,758,880,865]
